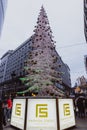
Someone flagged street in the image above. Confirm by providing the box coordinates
[69,116,87,130]
[3,116,87,130]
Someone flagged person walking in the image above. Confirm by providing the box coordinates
[7,96,12,121]
[2,99,8,126]
[76,96,85,118]
[0,99,3,130]
[74,99,78,117]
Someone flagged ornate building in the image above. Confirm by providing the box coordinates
[74,76,87,95]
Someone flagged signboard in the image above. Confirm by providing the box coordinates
[26,99,57,130]
[58,99,75,130]
[11,98,26,129]
[11,98,75,130]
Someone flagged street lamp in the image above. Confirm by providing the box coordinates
[11,71,16,96]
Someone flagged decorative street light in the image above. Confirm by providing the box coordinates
[11,71,16,96]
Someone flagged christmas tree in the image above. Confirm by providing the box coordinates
[17,6,62,96]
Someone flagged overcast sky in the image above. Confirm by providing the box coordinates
[0,0,87,87]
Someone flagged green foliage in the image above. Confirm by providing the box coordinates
[19,77,27,83]
[17,87,30,94]
[29,85,40,92]
[17,85,40,95]
[24,66,29,70]
[42,80,53,86]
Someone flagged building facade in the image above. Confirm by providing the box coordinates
[84,0,87,42]
[0,0,7,36]
[84,1,87,95]
[76,76,87,86]
[74,76,87,96]
[0,50,13,83]
[84,55,87,73]
[0,38,32,83]
[0,36,71,98]
[0,6,71,98]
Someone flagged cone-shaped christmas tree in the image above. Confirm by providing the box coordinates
[17,6,63,96]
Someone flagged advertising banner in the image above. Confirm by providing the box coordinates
[26,99,57,130]
[58,99,75,130]
[11,98,26,129]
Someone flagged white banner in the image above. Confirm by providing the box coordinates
[26,99,57,130]
[11,98,26,129]
[58,99,75,130]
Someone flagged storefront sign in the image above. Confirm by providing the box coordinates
[26,99,57,130]
[58,99,75,130]
[11,98,26,129]
[11,98,75,130]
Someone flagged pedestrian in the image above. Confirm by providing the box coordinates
[76,96,85,118]
[0,99,3,130]
[2,99,8,126]
[73,98,78,117]
[7,96,12,121]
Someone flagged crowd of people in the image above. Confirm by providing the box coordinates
[0,96,12,129]
[74,96,87,118]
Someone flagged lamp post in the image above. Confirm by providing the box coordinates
[11,71,16,96]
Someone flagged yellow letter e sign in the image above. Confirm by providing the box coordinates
[15,104,21,116]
